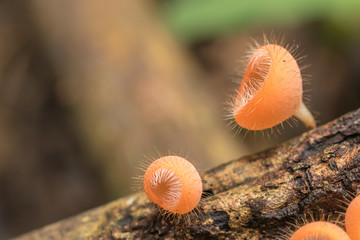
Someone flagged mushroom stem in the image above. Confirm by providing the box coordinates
[294,101,316,129]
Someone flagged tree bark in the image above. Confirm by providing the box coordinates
[14,108,360,240]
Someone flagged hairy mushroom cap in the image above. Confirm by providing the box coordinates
[143,156,202,214]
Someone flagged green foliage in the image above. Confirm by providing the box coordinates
[162,0,360,42]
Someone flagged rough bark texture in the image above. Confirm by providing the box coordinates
[15,108,360,240]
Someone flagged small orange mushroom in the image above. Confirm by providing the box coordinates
[345,194,360,240]
[290,221,350,240]
[143,156,202,214]
[232,43,315,131]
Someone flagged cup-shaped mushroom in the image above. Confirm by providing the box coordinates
[233,44,315,131]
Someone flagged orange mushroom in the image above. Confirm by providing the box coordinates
[231,43,315,131]
[345,194,360,240]
[290,221,350,240]
[143,156,202,214]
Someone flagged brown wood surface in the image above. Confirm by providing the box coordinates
[14,108,360,239]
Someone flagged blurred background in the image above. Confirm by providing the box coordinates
[0,0,360,238]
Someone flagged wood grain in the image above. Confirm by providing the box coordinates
[15,108,360,239]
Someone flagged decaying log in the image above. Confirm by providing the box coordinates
[15,108,360,240]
